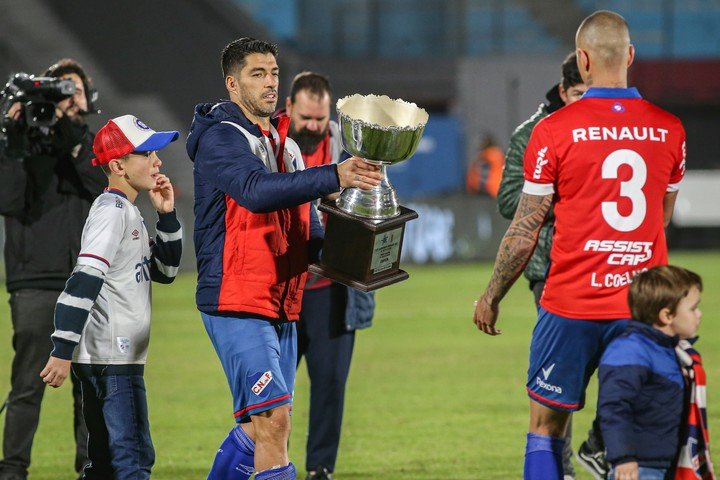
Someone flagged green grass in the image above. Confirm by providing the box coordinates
[1,251,719,479]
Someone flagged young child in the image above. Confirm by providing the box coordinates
[598,265,703,480]
[39,115,183,480]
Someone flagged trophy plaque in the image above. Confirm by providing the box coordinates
[309,94,429,292]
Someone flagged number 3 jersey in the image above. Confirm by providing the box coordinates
[50,189,182,365]
[523,87,686,319]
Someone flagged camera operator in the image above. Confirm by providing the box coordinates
[0,58,104,480]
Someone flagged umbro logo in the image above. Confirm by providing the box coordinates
[541,363,556,380]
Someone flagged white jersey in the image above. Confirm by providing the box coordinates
[51,188,182,364]
[72,191,154,364]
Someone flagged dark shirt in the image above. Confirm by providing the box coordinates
[0,118,106,292]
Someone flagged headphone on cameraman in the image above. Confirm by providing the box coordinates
[44,60,100,115]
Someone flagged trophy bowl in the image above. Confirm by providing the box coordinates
[336,94,428,219]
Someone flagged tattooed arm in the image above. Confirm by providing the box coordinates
[474,192,553,335]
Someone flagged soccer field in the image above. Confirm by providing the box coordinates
[1,251,719,479]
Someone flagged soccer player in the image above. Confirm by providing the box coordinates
[39,115,183,479]
[473,10,686,479]
[187,38,381,480]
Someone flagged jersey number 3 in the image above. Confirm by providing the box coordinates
[601,149,647,232]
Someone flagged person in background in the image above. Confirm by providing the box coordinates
[284,71,376,480]
[466,134,504,198]
[0,58,104,480]
[497,51,586,305]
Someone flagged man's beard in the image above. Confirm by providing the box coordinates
[290,126,327,155]
[52,112,88,152]
[241,88,277,118]
[67,111,87,125]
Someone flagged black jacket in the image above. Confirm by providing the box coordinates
[0,117,106,292]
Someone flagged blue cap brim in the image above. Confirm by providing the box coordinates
[134,131,179,152]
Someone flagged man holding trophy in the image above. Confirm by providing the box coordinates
[187,37,381,480]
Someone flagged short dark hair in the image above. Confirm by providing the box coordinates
[221,37,278,78]
[289,71,331,103]
[561,52,583,91]
[628,265,703,325]
[44,58,93,102]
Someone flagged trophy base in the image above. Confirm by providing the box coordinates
[309,201,418,292]
[308,263,409,293]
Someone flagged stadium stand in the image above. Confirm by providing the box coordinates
[2,0,717,258]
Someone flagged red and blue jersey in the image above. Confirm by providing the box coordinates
[523,87,686,319]
[187,102,339,320]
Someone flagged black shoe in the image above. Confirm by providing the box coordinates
[576,440,610,480]
[306,467,333,480]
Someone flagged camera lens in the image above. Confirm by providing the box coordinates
[25,102,56,127]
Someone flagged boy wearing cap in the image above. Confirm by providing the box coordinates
[39,115,183,480]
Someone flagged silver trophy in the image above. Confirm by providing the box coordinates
[309,94,428,291]
[336,94,429,219]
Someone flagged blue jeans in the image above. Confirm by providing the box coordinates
[74,365,154,480]
[609,466,667,479]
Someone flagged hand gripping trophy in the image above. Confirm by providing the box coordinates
[309,94,429,291]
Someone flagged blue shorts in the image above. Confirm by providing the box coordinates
[526,308,628,411]
[201,313,297,422]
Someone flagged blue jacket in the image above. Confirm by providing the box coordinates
[344,288,375,331]
[187,101,340,314]
[598,321,684,469]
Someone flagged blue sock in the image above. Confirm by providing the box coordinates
[207,425,255,480]
[255,462,296,480]
[524,432,565,480]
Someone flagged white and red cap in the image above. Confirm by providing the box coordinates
[91,115,179,166]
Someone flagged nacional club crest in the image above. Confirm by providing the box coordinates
[116,336,131,354]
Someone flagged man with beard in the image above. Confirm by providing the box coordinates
[187,39,382,480]
[0,58,104,480]
[285,72,375,480]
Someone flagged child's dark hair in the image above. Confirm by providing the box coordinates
[628,265,702,325]
[561,52,583,91]
[221,37,278,78]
